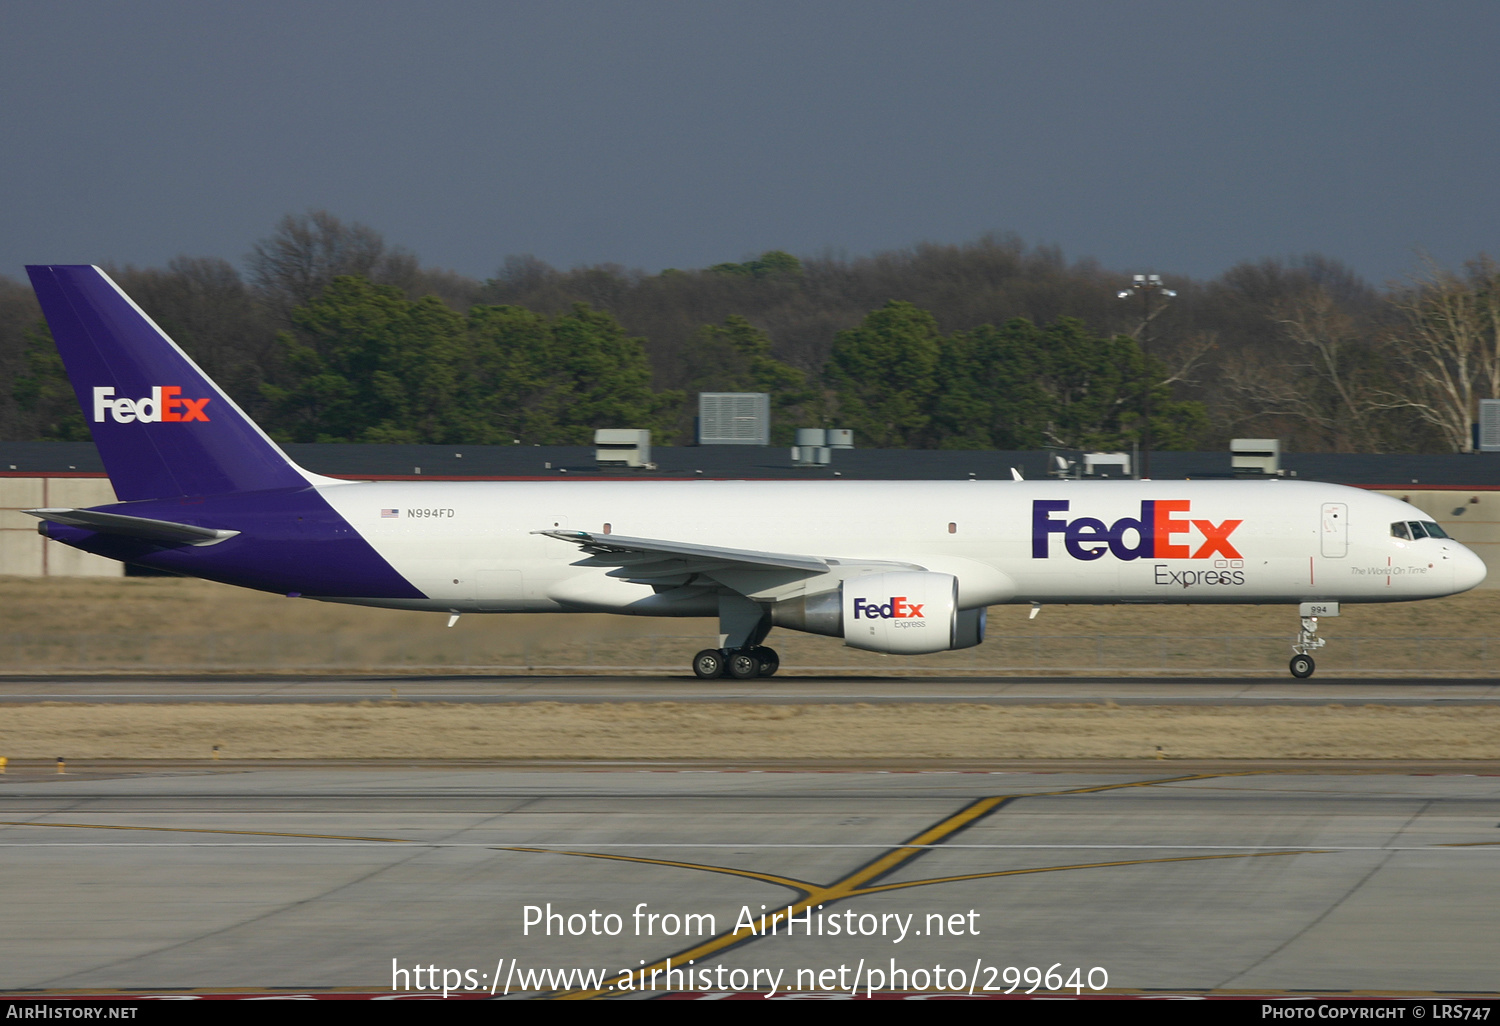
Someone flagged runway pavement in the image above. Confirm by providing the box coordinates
[4,673,1500,705]
[2,764,1499,997]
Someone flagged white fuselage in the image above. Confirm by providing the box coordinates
[312,477,1486,614]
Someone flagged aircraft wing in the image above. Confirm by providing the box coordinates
[534,529,923,589]
[26,508,240,547]
[535,529,828,581]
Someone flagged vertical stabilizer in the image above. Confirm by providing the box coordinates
[26,264,316,501]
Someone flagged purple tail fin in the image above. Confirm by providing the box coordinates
[26,265,314,501]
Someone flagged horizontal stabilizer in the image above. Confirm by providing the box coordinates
[26,508,239,547]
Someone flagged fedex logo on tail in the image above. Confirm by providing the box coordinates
[853,596,925,619]
[92,387,210,424]
[1033,500,1241,561]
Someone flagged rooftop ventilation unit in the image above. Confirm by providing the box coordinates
[1231,438,1281,476]
[594,429,652,469]
[1480,400,1500,452]
[698,393,770,445]
[1083,452,1131,477]
[791,428,831,466]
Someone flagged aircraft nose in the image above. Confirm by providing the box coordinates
[1453,546,1488,593]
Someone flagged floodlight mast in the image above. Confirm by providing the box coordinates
[1117,273,1176,478]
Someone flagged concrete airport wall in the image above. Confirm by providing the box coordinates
[0,476,121,577]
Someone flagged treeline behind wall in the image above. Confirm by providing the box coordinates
[4,212,1497,453]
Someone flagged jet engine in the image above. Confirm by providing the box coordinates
[771,572,985,654]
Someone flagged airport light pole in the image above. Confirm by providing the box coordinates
[1117,274,1176,478]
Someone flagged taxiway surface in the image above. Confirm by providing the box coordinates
[2,765,1498,997]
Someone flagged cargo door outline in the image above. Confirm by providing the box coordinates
[1321,502,1348,558]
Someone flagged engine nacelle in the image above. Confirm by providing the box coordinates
[844,571,985,654]
[770,572,987,654]
[844,571,955,654]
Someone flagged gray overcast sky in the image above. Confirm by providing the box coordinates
[2,1,1496,287]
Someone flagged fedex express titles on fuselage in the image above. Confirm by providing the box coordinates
[297,480,1469,610]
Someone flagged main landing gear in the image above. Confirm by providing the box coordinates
[1289,616,1326,679]
[694,593,780,679]
[693,646,780,679]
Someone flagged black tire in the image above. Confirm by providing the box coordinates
[727,650,762,680]
[755,647,780,677]
[693,649,725,679]
[1289,654,1315,679]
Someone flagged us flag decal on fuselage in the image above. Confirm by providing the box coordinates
[380,509,399,518]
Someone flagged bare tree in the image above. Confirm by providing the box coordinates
[1254,288,1399,450]
[247,210,417,314]
[110,257,276,411]
[1202,252,1436,452]
[1385,256,1500,452]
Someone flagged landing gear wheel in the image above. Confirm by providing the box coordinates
[754,647,779,677]
[1289,654,1315,679]
[727,650,762,680]
[693,649,725,679]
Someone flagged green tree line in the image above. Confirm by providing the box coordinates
[5,211,1496,452]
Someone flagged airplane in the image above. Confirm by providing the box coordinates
[21,264,1489,680]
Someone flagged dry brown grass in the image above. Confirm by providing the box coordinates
[2,576,1499,674]
[6,580,1497,762]
[2,701,1498,761]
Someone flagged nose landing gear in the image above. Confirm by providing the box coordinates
[1290,616,1326,678]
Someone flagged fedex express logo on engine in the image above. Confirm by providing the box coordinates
[1032,500,1241,561]
[852,596,925,620]
[92,387,210,423]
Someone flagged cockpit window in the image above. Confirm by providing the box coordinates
[1394,520,1448,540]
